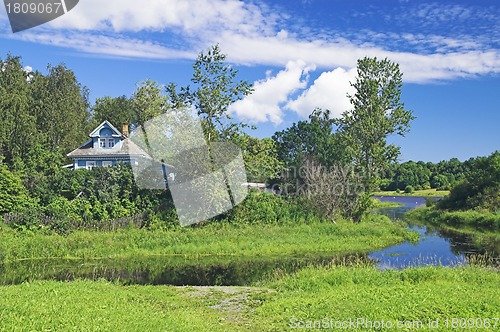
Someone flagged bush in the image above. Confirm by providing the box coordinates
[438,151,499,212]
[0,166,31,214]
[404,185,414,194]
[223,190,324,225]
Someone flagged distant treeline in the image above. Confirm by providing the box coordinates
[380,157,480,192]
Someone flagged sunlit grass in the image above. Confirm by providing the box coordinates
[0,265,498,331]
[0,215,416,263]
[253,265,500,331]
[374,188,450,197]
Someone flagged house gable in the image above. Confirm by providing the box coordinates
[88,121,124,150]
[67,121,152,170]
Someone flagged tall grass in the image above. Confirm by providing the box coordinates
[253,265,500,330]
[0,214,416,264]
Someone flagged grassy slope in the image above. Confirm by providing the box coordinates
[0,216,416,263]
[0,266,498,331]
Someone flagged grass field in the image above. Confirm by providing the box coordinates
[374,188,450,197]
[0,266,498,331]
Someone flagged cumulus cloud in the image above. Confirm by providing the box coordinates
[287,67,357,118]
[228,60,315,125]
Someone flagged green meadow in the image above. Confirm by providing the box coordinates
[0,266,498,331]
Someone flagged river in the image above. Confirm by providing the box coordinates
[370,196,499,269]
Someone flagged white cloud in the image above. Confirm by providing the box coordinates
[228,60,314,125]
[286,67,356,119]
[218,32,500,83]
[50,0,278,36]
[13,32,195,59]
[3,0,500,128]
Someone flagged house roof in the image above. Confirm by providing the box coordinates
[67,138,152,159]
[89,120,123,138]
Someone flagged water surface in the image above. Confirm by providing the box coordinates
[370,196,498,269]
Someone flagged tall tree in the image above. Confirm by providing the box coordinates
[273,109,341,169]
[90,95,134,129]
[0,54,36,164]
[132,80,167,130]
[335,57,415,192]
[166,45,253,142]
[233,135,282,183]
[31,63,90,152]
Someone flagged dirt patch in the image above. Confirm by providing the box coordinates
[182,286,274,329]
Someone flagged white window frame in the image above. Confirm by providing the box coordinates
[108,138,115,148]
[86,161,96,170]
[102,161,112,167]
[99,138,106,148]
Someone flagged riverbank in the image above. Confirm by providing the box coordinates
[0,214,416,264]
[406,206,500,231]
[371,198,404,209]
[0,265,498,331]
[374,188,450,197]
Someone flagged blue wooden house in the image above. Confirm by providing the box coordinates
[67,121,151,170]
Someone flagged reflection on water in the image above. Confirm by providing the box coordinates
[0,253,370,286]
[370,196,499,269]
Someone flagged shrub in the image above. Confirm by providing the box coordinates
[404,185,414,193]
[223,190,324,225]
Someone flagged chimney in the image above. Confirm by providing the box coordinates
[122,122,129,138]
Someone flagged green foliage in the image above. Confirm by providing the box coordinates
[404,185,414,193]
[233,135,282,182]
[224,191,323,225]
[0,165,31,214]
[407,206,500,231]
[381,158,470,191]
[31,63,90,152]
[1,163,172,234]
[0,280,231,331]
[90,95,134,129]
[0,266,497,331]
[166,44,253,142]
[0,54,36,163]
[272,108,341,169]
[258,266,499,330]
[0,212,414,264]
[438,151,500,212]
[335,57,415,192]
[132,79,167,128]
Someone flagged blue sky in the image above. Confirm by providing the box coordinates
[1,0,499,162]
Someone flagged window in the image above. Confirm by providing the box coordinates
[108,138,115,148]
[86,161,96,170]
[102,161,112,167]
[99,138,106,148]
